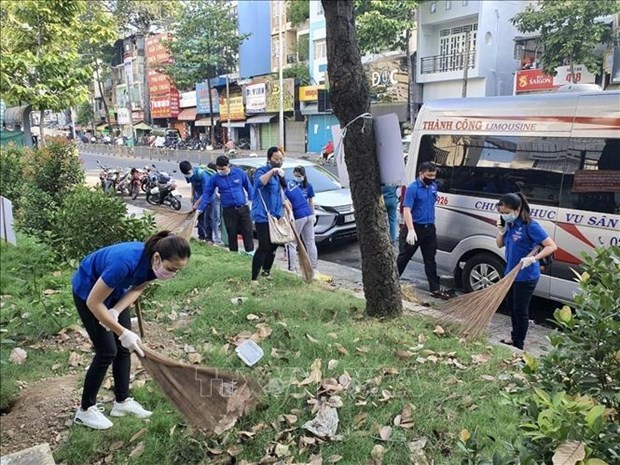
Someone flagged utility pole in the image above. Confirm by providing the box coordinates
[462,30,471,98]
[124,58,136,145]
[278,0,284,148]
[225,74,231,141]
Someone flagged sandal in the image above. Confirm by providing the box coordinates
[499,338,514,346]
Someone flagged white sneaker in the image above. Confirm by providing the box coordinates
[110,398,152,419]
[74,405,114,430]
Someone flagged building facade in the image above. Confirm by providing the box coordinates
[416,0,526,101]
[238,1,272,79]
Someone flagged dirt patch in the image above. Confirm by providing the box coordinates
[0,374,79,456]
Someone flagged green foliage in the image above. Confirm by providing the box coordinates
[113,0,180,35]
[75,101,94,128]
[511,0,620,75]
[297,33,310,62]
[287,0,309,26]
[16,185,57,239]
[0,376,16,413]
[23,138,84,204]
[283,63,311,83]
[0,144,27,206]
[48,186,156,260]
[0,0,115,114]
[160,0,249,91]
[353,0,417,54]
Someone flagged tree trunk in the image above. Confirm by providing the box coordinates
[39,110,45,146]
[94,58,112,132]
[322,0,402,318]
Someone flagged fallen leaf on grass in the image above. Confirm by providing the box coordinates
[394,404,415,429]
[130,428,146,443]
[356,346,370,354]
[552,441,585,465]
[328,359,339,370]
[188,353,203,364]
[9,348,27,364]
[227,445,244,457]
[308,454,323,465]
[395,350,414,359]
[183,344,196,353]
[43,289,60,296]
[246,313,260,320]
[459,429,471,442]
[306,333,320,344]
[334,343,349,356]
[481,374,496,381]
[274,443,290,457]
[472,352,492,365]
[418,333,427,344]
[371,444,386,463]
[383,367,399,376]
[379,426,392,441]
[231,297,247,305]
[433,325,445,336]
[328,455,343,463]
[298,359,322,386]
[129,442,145,458]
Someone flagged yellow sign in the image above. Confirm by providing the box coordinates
[299,85,325,102]
[219,94,245,120]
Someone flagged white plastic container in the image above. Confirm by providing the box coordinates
[235,339,264,367]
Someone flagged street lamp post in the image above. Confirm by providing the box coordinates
[278,0,284,148]
[226,74,231,141]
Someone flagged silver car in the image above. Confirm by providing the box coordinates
[232,158,357,243]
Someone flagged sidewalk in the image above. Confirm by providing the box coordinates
[127,204,552,357]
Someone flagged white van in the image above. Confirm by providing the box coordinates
[404,91,620,304]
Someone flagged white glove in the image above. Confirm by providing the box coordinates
[100,308,119,331]
[496,219,505,235]
[119,329,144,357]
[196,209,204,215]
[406,229,417,245]
[520,257,537,268]
[274,168,285,177]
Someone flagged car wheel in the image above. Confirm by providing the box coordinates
[462,253,505,293]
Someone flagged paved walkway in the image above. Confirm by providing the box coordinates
[126,204,552,357]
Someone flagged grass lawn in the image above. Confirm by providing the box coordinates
[1,238,522,464]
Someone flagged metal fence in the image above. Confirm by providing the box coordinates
[79,143,226,166]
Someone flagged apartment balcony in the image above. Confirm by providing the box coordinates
[420,51,476,75]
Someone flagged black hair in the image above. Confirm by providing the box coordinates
[497,192,531,223]
[179,160,192,175]
[419,161,437,173]
[216,155,230,167]
[267,146,281,160]
[207,162,217,170]
[144,231,191,261]
[293,166,308,188]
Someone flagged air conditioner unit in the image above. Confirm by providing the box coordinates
[286,54,297,64]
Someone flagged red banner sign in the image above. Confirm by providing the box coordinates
[146,33,171,65]
[150,91,179,119]
[515,69,555,93]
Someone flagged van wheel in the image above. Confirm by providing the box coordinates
[462,253,505,293]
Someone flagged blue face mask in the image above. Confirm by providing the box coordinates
[501,212,518,223]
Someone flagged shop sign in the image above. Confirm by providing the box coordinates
[179,91,196,108]
[117,108,131,125]
[266,78,294,112]
[150,91,180,119]
[195,83,220,114]
[364,56,408,103]
[145,33,171,65]
[552,64,596,86]
[515,69,555,93]
[245,83,266,113]
[299,85,324,102]
[219,93,245,120]
[147,70,172,95]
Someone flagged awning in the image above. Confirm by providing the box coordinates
[301,103,319,115]
[246,114,277,124]
[177,107,197,121]
[221,121,246,128]
[134,122,153,131]
[195,116,219,127]
[3,106,29,125]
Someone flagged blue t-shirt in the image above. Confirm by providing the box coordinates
[285,182,313,219]
[402,178,438,225]
[251,164,284,223]
[72,242,155,307]
[503,218,549,282]
[185,167,213,210]
[296,182,315,201]
[205,166,252,208]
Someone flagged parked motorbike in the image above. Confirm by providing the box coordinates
[145,171,182,210]
[114,168,131,196]
[129,167,146,200]
[97,160,116,194]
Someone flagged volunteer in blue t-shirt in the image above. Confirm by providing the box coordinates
[205,155,254,254]
[71,232,191,430]
[284,166,318,276]
[251,147,291,284]
[396,162,452,300]
[179,160,213,242]
[496,192,557,350]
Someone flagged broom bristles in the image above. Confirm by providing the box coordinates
[179,211,198,242]
[437,261,523,339]
[290,220,314,282]
[155,210,196,240]
[139,345,261,433]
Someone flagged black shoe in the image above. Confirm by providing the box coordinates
[430,290,453,300]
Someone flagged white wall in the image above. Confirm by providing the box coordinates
[422,77,486,101]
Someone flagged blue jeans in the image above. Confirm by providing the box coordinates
[506,279,538,349]
[197,209,208,240]
[384,196,398,243]
[204,201,221,243]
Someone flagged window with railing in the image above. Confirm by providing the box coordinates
[421,23,477,74]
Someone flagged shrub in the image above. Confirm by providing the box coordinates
[15,184,58,239]
[49,186,156,261]
[22,138,84,204]
[0,144,27,207]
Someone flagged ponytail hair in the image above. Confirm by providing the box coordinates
[144,231,191,261]
[497,192,532,223]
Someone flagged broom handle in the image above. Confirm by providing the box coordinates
[135,299,145,339]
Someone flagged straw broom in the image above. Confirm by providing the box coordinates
[437,248,539,339]
[138,345,261,433]
[289,219,314,282]
[154,209,198,241]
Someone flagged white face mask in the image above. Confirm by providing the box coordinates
[294,176,304,183]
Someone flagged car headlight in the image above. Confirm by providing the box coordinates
[314,206,336,233]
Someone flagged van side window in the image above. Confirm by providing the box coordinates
[559,138,620,214]
[417,134,568,206]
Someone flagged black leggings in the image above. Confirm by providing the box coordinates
[74,293,131,409]
[251,222,279,280]
[505,279,538,350]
